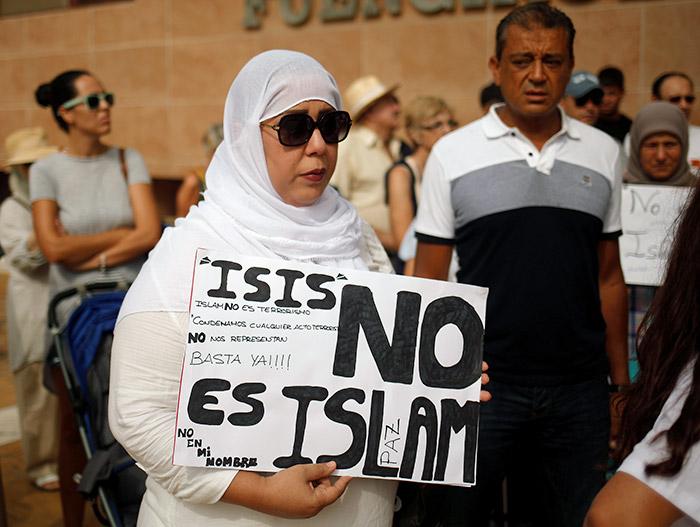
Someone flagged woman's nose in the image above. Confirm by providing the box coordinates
[306,127,327,154]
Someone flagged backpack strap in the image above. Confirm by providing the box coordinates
[118,148,129,182]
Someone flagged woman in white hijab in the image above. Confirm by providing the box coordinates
[109,50,399,526]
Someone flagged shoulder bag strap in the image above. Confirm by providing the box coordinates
[118,148,129,182]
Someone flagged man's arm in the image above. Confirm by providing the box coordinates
[598,238,630,449]
[413,241,453,281]
[598,238,630,386]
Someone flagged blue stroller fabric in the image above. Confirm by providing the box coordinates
[60,288,145,527]
[65,290,126,401]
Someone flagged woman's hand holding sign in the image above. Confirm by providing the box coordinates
[222,460,352,518]
[221,362,490,518]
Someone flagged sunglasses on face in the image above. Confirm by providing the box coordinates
[261,110,352,147]
[574,91,603,107]
[668,95,696,104]
[62,92,115,110]
[420,119,458,131]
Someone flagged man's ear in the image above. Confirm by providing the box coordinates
[488,56,501,86]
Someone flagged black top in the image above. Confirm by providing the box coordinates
[595,114,633,143]
[384,159,418,215]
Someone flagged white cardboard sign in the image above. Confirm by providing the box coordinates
[173,249,488,487]
[619,184,691,286]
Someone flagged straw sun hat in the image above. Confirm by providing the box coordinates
[4,127,57,168]
[344,75,399,121]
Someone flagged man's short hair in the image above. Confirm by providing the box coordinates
[495,2,576,61]
[652,71,695,98]
[598,67,625,90]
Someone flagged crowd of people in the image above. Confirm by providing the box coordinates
[0,2,698,526]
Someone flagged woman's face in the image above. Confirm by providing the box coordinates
[639,132,682,181]
[260,100,338,207]
[59,74,112,137]
[414,111,457,150]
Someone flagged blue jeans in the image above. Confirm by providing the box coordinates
[433,377,610,527]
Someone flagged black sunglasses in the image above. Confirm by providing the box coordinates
[261,110,352,147]
[62,92,115,110]
[574,91,603,107]
[668,95,696,104]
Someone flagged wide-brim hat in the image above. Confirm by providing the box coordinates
[565,71,603,99]
[344,75,399,121]
[4,127,57,167]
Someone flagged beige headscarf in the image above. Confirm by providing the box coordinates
[625,101,693,186]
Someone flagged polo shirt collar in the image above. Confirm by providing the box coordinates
[481,103,581,141]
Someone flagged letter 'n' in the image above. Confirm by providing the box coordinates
[333,285,420,384]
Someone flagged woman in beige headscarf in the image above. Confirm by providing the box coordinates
[624,101,694,186]
[0,127,59,491]
[623,101,694,385]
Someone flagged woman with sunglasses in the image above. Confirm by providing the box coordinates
[108,50,489,526]
[31,69,161,526]
[385,96,456,276]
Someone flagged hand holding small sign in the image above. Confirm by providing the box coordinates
[222,460,351,518]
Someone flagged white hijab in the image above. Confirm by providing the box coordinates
[119,50,366,318]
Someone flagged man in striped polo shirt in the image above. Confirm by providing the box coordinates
[414,4,629,526]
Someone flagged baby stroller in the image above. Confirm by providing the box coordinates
[48,280,146,527]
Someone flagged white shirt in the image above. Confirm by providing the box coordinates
[619,363,700,526]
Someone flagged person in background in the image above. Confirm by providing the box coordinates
[652,72,700,172]
[595,67,633,143]
[584,178,700,527]
[333,75,409,258]
[385,96,456,276]
[622,102,694,382]
[625,72,700,173]
[0,127,59,491]
[561,70,603,126]
[414,4,629,525]
[31,69,161,526]
[479,82,504,114]
[175,123,223,218]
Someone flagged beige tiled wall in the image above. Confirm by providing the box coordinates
[0,0,698,178]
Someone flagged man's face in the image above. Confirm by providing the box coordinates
[489,25,573,121]
[657,76,695,120]
[363,93,401,133]
[600,85,623,117]
[561,91,601,125]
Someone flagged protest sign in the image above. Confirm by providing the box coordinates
[173,249,488,487]
[619,184,691,286]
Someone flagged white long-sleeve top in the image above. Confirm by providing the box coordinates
[0,196,49,371]
[108,227,398,526]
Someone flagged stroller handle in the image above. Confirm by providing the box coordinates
[48,280,130,328]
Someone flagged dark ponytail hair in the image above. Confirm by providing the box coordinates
[618,178,700,477]
[35,70,90,133]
